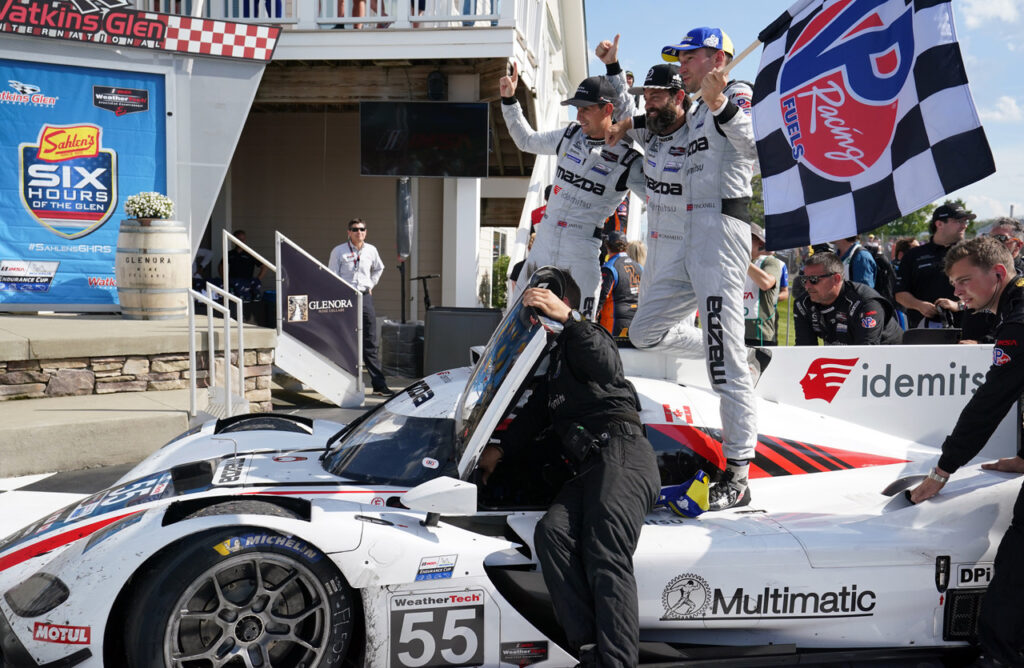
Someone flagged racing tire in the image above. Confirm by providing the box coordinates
[123,525,357,668]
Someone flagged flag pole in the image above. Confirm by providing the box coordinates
[724,38,762,75]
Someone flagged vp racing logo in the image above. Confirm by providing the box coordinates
[800,357,858,403]
[662,573,710,620]
[777,0,914,178]
[19,124,117,240]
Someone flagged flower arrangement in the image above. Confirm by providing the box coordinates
[124,191,174,220]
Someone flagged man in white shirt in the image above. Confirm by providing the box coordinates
[328,218,392,396]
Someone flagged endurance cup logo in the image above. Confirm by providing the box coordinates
[19,123,117,240]
[777,0,914,177]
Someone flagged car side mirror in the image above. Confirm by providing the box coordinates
[401,476,477,526]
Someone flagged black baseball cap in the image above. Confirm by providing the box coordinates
[629,64,683,95]
[932,204,976,222]
[562,76,616,108]
[606,230,628,246]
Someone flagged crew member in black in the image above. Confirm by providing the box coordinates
[895,204,974,328]
[910,237,1024,667]
[597,230,642,339]
[794,252,902,345]
[477,269,660,668]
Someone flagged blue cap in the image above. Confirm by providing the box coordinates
[662,27,735,62]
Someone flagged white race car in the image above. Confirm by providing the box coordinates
[0,298,1017,667]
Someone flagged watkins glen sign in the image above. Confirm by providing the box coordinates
[0,0,281,62]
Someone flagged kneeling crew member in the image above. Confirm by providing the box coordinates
[794,251,902,345]
[910,236,1024,667]
[477,271,660,668]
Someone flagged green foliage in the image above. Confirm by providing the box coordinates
[492,255,511,309]
[749,174,764,226]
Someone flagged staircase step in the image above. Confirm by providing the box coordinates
[0,389,206,477]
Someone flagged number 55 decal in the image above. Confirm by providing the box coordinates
[389,603,484,667]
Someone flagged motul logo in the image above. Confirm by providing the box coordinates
[799,357,858,403]
[33,622,91,645]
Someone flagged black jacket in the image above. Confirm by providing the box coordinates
[896,239,961,328]
[939,276,1024,473]
[502,320,641,454]
[794,281,903,346]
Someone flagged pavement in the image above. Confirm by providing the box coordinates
[0,312,412,477]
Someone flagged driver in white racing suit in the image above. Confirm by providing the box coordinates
[610,28,759,510]
[501,36,644,319]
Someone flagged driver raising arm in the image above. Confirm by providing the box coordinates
[500,36,644,319]
[477,271,659,668]
[909,237,1024,667]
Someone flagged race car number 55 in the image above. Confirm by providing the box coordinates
[389,598,485,667]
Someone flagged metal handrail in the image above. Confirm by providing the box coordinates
[188,289,241,418]
[205,282,246,394]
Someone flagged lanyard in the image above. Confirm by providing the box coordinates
[349,242,361,269]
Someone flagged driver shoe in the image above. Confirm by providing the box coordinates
[708,460,751,511]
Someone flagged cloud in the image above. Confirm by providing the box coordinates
[960,0,1022,28]
[980,96,1024,122]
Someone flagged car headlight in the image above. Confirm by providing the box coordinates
[4,574,69,617]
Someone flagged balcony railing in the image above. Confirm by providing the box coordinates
[133,0,515,30]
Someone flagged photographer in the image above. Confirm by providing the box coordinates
[477,269,659,668]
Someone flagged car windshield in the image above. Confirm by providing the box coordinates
[455,298,538,454]
[322,409,459,486]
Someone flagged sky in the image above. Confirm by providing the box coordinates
[582,0,1024,221]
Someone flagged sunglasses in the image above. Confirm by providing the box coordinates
[991,234,1020,243]
[349,227,366,232]
[798,272,837,285]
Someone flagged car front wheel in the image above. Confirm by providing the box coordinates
[124,527,357,667]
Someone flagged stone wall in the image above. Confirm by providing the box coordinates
[0,349,274,412]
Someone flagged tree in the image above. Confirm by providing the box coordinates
[491,255,510,309]
[748,174,764,227]
[879,203,935,239]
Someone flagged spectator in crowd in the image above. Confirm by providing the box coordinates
[626,239,647,267]
[891,237,919,270]
[603,193,631,236]
[794,252,902,345]
[218,230,267,323]
[745,224,784,346]
[865,233,882,254]
[508,231,536,293]
[909,236,1024,668]
[625,70,641,107]
[500,36,643,318]
[597,230,642,339]
[895,204,974,328]
[777,259,790,302]
[988,217,1024,276]
[531,184,553,228]
[328,218,393,397]
[833,235,876,288]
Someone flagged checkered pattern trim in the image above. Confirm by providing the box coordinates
[162,14,280,62]
[752,0,994,250]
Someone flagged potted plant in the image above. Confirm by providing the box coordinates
[124,191,175,224]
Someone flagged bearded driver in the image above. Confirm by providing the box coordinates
[909,236,1024,667]
[609,28,759,510]
[501,36,643,319]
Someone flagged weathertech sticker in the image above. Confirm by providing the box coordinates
[500,641,548,665]
[389,590,485,667]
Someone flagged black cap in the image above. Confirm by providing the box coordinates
[561,76,616,108]
[932,204,977,222]
[606,230,628,246]
[628,64,683,95]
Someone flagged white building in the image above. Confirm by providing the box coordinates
[145,0,588,320]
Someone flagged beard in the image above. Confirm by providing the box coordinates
[647,104,680,134]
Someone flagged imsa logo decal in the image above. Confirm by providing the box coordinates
[19,124,117,240]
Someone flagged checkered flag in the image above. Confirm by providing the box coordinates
[752,0,995,250]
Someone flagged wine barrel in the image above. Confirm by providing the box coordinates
[115,219,190,320]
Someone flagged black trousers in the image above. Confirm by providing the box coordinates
[362,292,388,391]
[978,482,1024,665]
[534,431,660,668]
